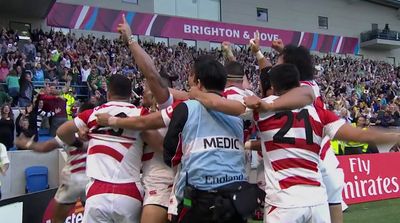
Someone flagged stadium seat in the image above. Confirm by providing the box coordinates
[38,128,50,136]
[25,166,49,193]
[8,147,17,151]
[38,135,53,142]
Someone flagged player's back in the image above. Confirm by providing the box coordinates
[255,95,328,208]
[74,101,147,184]
[141,127,174,186]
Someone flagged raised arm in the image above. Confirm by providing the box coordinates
[250,31,272,70]
[118,14,170,104]
[222,41,236,62]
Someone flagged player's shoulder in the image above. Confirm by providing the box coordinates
[224,86,243,96]
[300,80,317,87]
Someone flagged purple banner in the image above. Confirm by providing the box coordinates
[47,3,360,54]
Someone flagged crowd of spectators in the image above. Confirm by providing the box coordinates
[0,27,400,150]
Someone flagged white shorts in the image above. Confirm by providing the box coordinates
[167,186,179,216]
[143,185,173,208]
[264,203,331,223]
[320,149,344,204]
[83,179,144,223]
[55,172,89,204]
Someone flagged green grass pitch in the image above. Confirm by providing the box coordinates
[248,198,400,223]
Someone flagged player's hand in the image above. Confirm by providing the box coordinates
[15,135,35,149]
[78,126,90,142]
[188,86,202,99]
[55,107,61,114]
[250,30,260,54]
[95,113,113,126]
[117,14,132,44]
[222,41,235,60]
[271,39,284,53]
[222,41,232,53]
[244,141,252,150]
[0,163,8,176]
[244,95,262,110]
[19,108,26,116]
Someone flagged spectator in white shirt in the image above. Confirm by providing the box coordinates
[0,142,10,200]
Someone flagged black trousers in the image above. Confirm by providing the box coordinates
[173,193,246,223]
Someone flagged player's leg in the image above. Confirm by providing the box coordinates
[82,194,111,223]
[53,182,79,223]
[111,194,143,223]
[82,180,112,223]
[110,182,144,223]
[329,205,343,223]
[321,149,344,223]
[310,203,331,223]
[52,203,75,223]
[141,186,171,223]
[141,205,168,223]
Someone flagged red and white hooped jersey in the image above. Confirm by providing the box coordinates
[74,101,148,184]
[63,145,87,174]
[141,95,175,188]
[254,95,345,208]
[223,86,254,105]
[141,127,174,187]
[300,80,334,160]
[300,80,325,110]
[223,86,255,141]
[55,136,87,175]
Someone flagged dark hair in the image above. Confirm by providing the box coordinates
[225,61,244,78]
[260,67,272,98]
[281,45,314,81]
[269,64,300,94]
[78,101,95,113]
[107,74,132,99]
[1,103,13,119]
[19,70,32,87]
[193,55,226,91]
[355,115,367,123]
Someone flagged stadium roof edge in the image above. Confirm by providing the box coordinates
[0,0,56,19]
[366,0,400,8]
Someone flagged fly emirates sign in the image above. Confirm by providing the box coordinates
[338,153,400,204]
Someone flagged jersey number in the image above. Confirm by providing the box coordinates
[92,112,127,136]
[273,109,313,145]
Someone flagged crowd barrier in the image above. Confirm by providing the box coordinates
[0,149,65,199]
[0,189,56,223]
[339,152,400,204]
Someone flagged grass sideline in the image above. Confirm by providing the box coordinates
[344,198,400,223]
[248,198,400,223]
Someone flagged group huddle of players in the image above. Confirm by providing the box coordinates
[15,15,400,223]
